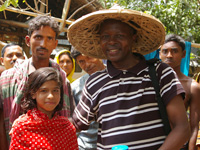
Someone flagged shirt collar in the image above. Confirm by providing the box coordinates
[28,58,52,75]
[106,54,147,78]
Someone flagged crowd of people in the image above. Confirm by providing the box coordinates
[0,5,200,150]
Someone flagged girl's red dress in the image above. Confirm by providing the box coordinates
[9,108,78,150]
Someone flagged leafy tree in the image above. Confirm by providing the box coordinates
[0,0,18,11]
[99,0,200,44]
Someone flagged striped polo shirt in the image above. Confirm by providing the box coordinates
[72,58,184,150]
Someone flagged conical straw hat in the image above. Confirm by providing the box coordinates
[67,5,165,59]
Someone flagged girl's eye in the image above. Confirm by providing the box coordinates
[40,89,47,93]
[53,89,60,93]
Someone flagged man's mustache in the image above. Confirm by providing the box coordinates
[37,47,48,51]
[10,60,16,65]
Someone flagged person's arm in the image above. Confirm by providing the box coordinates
[189,81,200,150]
[0,109,8,150]
[158,94,190,150]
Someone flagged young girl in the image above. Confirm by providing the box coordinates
[9,67,78,150]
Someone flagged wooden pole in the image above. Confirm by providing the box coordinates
[0,6,73,25]
[0,18,68,33]
[191,43,200,48]
[59,0,71,34]
[0,19,28,28]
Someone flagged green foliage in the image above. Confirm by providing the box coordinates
[0,0,18,11]
[100,0,200,44]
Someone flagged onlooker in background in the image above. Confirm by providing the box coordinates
[68,6,190,149]
[159,34,200,150]
[0,16,75,148]
[9,67,78,150]
[54,49,76,83]
[0,43,25,70]
[71,46,105,150]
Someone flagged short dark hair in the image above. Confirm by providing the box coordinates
[1,43,22,57]
[70,46,81,60]
[21,67,64,115]
[164,34,185,51]
[28,16,59,38]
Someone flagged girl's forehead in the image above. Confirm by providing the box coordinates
[39,80,60,88]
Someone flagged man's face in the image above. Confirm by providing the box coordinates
[25,26,58,61]
[1,45,25,69]
[159,41,185,69]
[100,20,136,63]
[76,54,104,75]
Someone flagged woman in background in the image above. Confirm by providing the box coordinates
[54,50,76,83]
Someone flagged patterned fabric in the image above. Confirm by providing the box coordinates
[0,58,75,144]
[71,73,98,150]
[9,108,78,150]
[72,58,185,150]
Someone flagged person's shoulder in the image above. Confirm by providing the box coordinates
[191,78,200,91]
[89,69,106,78]
[12,113,27,127]
[0,67,15,78]
[0,59,28,79]
[71,74,89,87]
[147,59,173,74]
[146,58,169,67]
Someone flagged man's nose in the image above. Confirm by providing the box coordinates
[108,36,117,45]
[166,51,173,57]
[40,38,48,47]
[85,61,91,68]
[12,54,18,60]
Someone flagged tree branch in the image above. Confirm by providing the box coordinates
[34,0,38,11]
[24,0,44,14]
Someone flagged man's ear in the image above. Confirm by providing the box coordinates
[132,34,137,41]
[182,50,186,58]
[25,35,31,47]
[0,57,4,66]
[54,39,58,49]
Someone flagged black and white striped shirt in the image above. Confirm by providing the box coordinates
[73,59,184,150]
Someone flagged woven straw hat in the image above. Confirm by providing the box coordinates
[67,5,165,59]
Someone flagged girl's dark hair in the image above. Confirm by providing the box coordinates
[21,67,64,114]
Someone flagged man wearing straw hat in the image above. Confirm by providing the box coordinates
[68,5,190,150]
